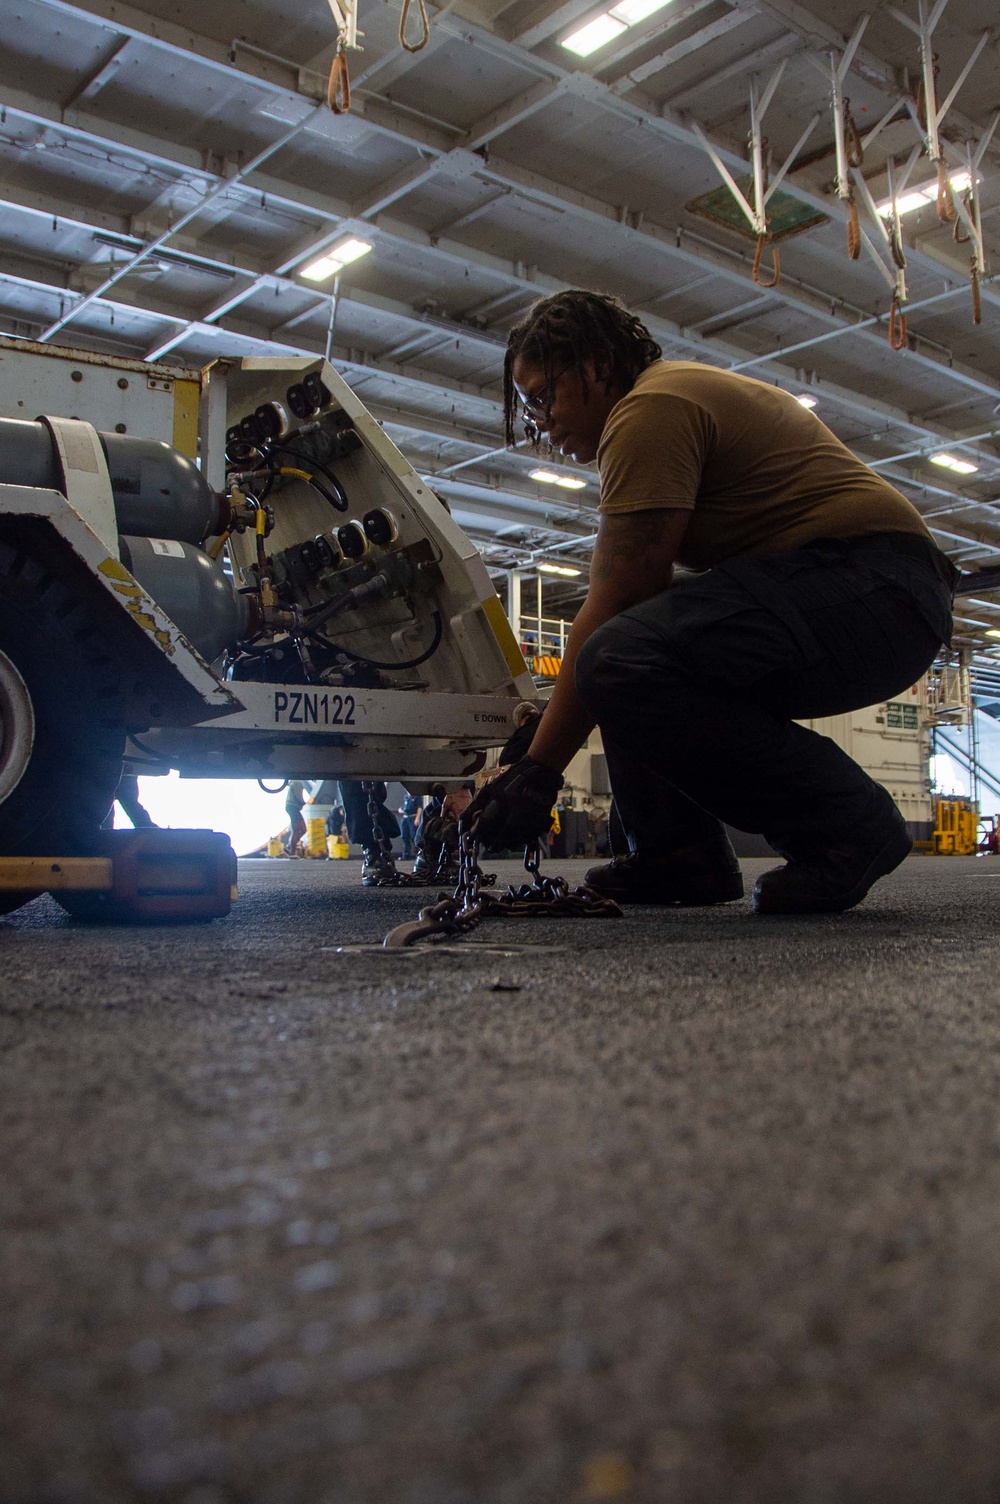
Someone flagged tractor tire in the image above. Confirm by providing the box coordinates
[0,543,125,915]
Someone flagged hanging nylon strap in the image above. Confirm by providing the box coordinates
[936,158,956,224]
[847,197,861,260]
[399,0,430,52]
[753,232,780,288]
[328,41,350,114]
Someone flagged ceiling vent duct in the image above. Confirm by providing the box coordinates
[685,177,828,242]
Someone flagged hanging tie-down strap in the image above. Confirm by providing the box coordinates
[753,233,780,288]
[328,39,351,114]
[399,0,430,52]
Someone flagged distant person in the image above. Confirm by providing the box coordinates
[102,773,156,830]
[422,783,447,826]
[310,782,347,840]
[589,806,611,858]
[338,780,400,885]
[425,781,475,875]
[284,780,307,855]
[442,781,475,825]
[398,792,422,861]
[412,783,448,878]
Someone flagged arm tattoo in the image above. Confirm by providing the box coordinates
[593,510,672,583]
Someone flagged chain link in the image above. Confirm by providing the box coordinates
[382,824,622,947]
[360,780,431,888]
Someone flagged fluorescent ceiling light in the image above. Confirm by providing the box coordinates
[609,0,673,22]
[538,562,582,576]
[930,452,978,475]
[563,0,673,52]
[795,394,817,408]
[300,237,372,282]
[986,630,1000,638]
[877,171,972,218]
[529,468,588,490]
[562,13,627,54]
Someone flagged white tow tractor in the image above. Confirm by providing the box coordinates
[0,350,537,917]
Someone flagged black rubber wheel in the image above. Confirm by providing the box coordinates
[0,543,125,915]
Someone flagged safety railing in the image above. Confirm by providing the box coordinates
[516,615,572,678]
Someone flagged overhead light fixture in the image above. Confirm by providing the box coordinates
[300,237,372,282]
[562,14,627,54]
[562,0,671,55]
[795,394,817,409]
[986,630,1000,638]
[538,562,582,576]
[877,171,971,218]
[930,452,978,476]
[529,468,588,490]
[608,0,673,21]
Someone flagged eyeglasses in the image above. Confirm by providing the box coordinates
[520,362,573,425]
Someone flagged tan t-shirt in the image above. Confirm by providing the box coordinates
[597,361,931,571]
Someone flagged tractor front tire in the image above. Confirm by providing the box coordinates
[0,544,125,915]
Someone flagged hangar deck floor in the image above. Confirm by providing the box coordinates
[2,854,999,1504]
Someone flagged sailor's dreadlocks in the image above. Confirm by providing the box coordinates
[503,290,662,445]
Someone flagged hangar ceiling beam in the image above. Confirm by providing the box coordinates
[30,0,1000,312]
[7,73,998,430]
[660,32,801,108]
[63,33,130,108]
[608,7,759,94]
[3,168,993,490]
[34,103,329,344]
[2,261,997,562]
[7,246,994,535]
[17,0,1000,373]
[1,168,996,481]
[590,0,721,79]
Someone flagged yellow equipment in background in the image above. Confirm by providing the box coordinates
[931,797,979,855]
[304,804,331,859]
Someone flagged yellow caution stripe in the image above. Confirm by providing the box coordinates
[533,654,562,678]
[481,594,529,678]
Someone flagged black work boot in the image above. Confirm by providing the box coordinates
[362,848,397,886]
[584,844,744,906]
[752,802,912,915]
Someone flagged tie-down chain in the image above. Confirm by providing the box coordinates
[382,821,623,948]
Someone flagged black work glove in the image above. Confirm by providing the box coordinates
[461,756,562,850]
[497,709,542,768]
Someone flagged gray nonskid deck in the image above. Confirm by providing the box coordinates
[2,855,999,1503]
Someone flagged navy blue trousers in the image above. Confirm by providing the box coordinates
[339,781,398,848]
[575,533,955,859]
